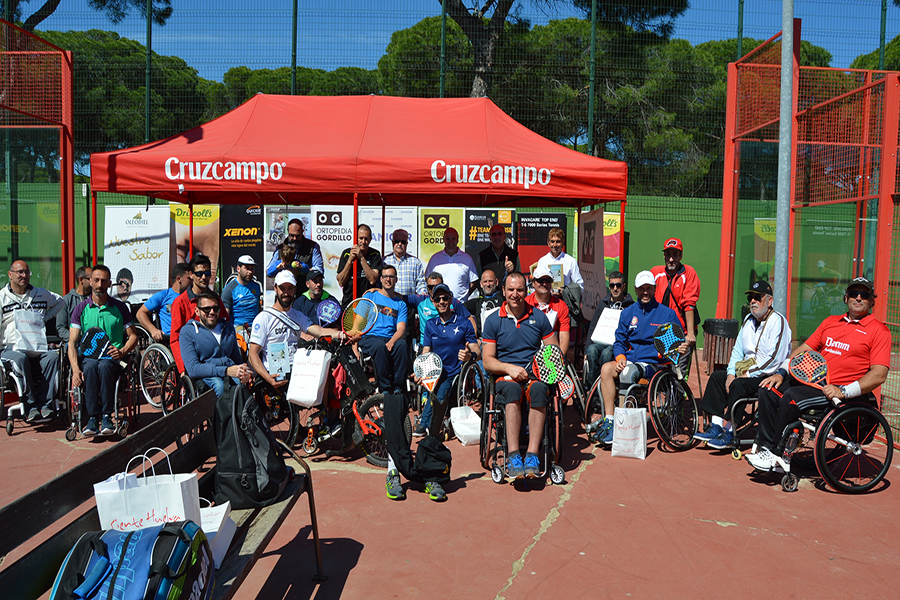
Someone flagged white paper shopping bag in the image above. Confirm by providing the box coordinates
[450,405,481,446]
[12,309,48,353]
[590,307,622,346]
[201,501,236,569]
[611,407,647,460]
[287,348,332,407]
[94,448,202,531]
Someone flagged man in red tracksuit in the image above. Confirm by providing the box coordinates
[651,237,700,373]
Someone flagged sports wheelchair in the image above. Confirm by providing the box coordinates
[1,338,68,435]
[64,352,139,441]
[582,359,699,451]
[418,358,489,442]
[479,376,566,485]
[756,394,893,494]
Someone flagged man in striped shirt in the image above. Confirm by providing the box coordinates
[382,228,426,296]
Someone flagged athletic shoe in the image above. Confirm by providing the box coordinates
[26,408,40,423]
[40,406,55,421]
[385,469,406,500]
[706,429,734,450]
[412,423,427,437]
[83,417,99,437]
[590,419,615,445]
[100,415,116,436]
[507,453,525,479]
[523,453,541,478]
[746,448,777,472]
[424,481,447,502]
[693,423,724,443]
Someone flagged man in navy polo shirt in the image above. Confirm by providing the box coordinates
[358,264,410,394]
[483,272,558,479]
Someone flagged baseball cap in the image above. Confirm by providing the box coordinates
[306,269,324,282]
[662,238,683,252]
[634,270,655,288]
[237,254,256,266]
[746,280,773,296]
[391,228,409,242]
[431,283,453,298]
[846,276,874,292]
[532,265,553,280]
[274,270,297,287]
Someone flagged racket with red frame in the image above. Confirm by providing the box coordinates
[557,373,576,401]
[789,350,829,390]
[341,297,378,336]
[531,344,566,385]
[413,352,443,393]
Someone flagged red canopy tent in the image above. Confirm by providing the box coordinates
[89,95,628,260]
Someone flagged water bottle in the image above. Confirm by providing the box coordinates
[783,429,799,460]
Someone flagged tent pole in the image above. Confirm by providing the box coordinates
[618,200,626,271]
[381,203,386,256]
[353,192,358,298]
[189,203,194,260]
[91,191,98,265]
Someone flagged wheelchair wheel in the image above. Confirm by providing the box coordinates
[140,343,173,409]
[479,385,505,476]
[160,364,190,415]
[457,360,487,413]
[648,370,699,451]
[546,394,564,468]
[566,362,587,422]
[258,384,300,449]
[583,376,603,427]
[814,403,893,494]
[357,393,411,468]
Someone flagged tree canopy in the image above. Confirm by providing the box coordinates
[1,0,171,32]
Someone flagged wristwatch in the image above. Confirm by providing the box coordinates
[839,385,847,398]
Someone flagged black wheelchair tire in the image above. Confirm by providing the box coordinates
[814,403,893,494]
[648,370,699,451]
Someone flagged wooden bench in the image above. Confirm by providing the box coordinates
[0,389,325,599]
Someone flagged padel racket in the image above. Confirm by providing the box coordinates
[789,350,829,390]
[78,327,127,368]
[413,352,443,393]
[316,298,342,327]
[531,344,566,385]
[342,297,378,336]
[557,374,576,401]
[653,322,685,362]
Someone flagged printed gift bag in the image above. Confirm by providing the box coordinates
[286,348,332,407]
[610,407,647,460]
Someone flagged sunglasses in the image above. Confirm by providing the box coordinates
[193,270,212,277]
[434,295,451,303]
[847,289,873,300]
[117,280,132,288]
[427,285,436,291]
[609,282,623,288]
[393,239,408,245]
[747,292,763,302]
[535,278,553,286]
[198,306,218,314]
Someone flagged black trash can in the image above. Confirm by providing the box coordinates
[702,318,740,375]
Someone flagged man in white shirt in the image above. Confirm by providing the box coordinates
[535,227,584,292]
[425,227,478,302]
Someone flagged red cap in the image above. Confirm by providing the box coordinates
[663,238,683,252]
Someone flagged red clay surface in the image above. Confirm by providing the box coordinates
[3,371,899,599]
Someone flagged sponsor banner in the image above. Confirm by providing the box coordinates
[429,160,553,190]
[105,206,170,304]
[579,209,607,322]
[171,203,220,290]
[264,207,311,305]
[753,218,776,284]
[221,205,265,283]
[517,212,568,276]
[603,212,622,274]
[419,208,466,267]
[463,209,515,264]
[164,157,286,185]
[359,207,420,258]
[311,205,355,301]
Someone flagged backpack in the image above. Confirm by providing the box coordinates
[214,383,288,509]
[49,521,213,600]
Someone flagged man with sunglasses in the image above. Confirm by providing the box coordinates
[114,268,134,304]
[359,265,410,394]
[477,223,519,281]
[404,273,474,347]
[583,270,634,388]
[265,218,323,279]
[55,266,92,342]
[170,254,229,373]
[526,265,571,353]
[693,281,791,450]
[747,277,890,472]
[383,228,426,296]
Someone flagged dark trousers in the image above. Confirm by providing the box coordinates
[358,336,410,393]
[82,357,122,418]
[698,371,766,420]
[0,349,58,410]
[384,393,452,484]
[756,379,830,452]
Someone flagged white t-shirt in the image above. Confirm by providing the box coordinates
[425,249,479,302]
[249,307,311,371]
[210,322,223,345]
[536,251,584,291]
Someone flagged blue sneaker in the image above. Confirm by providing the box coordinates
[507,453,525,479]
[707,428,734,450]
[693,423,724,443]
[598,419,615,445]
[523,453,540,478]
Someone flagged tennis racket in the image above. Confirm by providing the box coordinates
[316,298,342,327]
[78,327,128,368]
[341,297,378,336]
[530,344,566,385]
[653,322,685,362]
[413,352,443,393]
[789,350,829,390]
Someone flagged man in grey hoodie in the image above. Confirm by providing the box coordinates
[583,270,634,389]
[55,266,92,342]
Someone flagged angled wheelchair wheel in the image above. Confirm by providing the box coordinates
[140,343,174,409]
[583,376,604,428]
[648,370,699,451]
[357,393,410,468]
[457,360,487,414]
[814,403,893,494]
[256,382,300,450]
[566,362,587,423]
[479,382,504,473]
[547,394,564,468]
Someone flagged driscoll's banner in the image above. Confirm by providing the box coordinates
[170,202,220,288]
[221,205,264,280]
[104,206,170,304]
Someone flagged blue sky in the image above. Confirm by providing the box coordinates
[34,0,900,82]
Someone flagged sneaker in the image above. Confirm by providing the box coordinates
[746,448,777,472]
[26,408,40,423]
[412,423,427,437]
[385,469,406,500]
[83,417,99,437]
[507,453,525,479]
[523,453,541,478]
[424,481,447,502]
[100,415,116,436]
[590,419,615,445]
[706,429,734,450]
[40,406,56,421]
[693,423,724,442]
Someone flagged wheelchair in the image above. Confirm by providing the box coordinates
[136,309,174,410]
[420,359,489,442]
[757,394,893,494]
[479,376,566,485]
[64,352,139,441]
[582,360,699,451]
[2,339,68,435]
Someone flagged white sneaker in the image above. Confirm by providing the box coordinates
[746,448,777,472]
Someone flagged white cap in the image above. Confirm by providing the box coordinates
[634,270,655,288]
[237,254,256,266]
[274,270,297,287]
[532,265,552,280]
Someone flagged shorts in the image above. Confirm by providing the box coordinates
[494,379,551,409]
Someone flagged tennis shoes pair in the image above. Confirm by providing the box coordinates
[693,424,734,450]
[385,469,447,502]
[745,448,790,473]
[506,453,541,479]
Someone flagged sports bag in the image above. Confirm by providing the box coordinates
[214,383,288,509]
[49,521,213,600]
